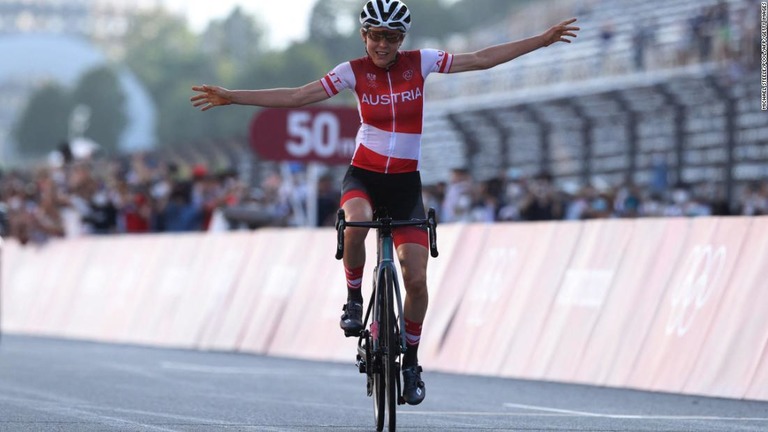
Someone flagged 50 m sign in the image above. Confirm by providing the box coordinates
[250,107,359,164]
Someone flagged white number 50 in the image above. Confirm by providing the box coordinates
[286,111,340,158]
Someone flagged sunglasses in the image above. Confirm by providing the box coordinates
[365,30,404,43]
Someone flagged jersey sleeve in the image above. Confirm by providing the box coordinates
[420,49,454,77]
[321,62,355,97]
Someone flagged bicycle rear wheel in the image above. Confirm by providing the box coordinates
[373,359,385,431]
[372,266,399,432]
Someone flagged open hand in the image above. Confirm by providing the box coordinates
[542,18,580,47]
[190,85,233,111]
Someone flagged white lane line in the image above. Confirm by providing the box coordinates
[400,411,576,417]
[98,407,239,425]
[504,402,610,417]
[159,361,349,377]
[503,403,768,421]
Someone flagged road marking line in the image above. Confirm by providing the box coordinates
[503,403,768,421]
[159,361,348,377]
[400,411,577,417]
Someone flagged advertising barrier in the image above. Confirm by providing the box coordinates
[267,229,360,362]
[498,222,582,378]
[236,229,311,354]
[685,218,768,399]
[2,217,766,401]
[533,219,634,382]
[576,218,690,386]
[421,224,489,369]
[627,218,749,394]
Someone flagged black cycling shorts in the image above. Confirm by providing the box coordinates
[340,166,428,248]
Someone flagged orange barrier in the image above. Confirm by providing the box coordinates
[2,216,767,402]
[421,224,489,372]
[197,230,275,352]
[112,235,184,344]
[437,222,544,375]
[627,218,750,394]
[267,229,357,362]
[165,232,255,348]
[534,219,635,382]
[236,229,312,354]
[685,218,768,399]
[125,235,203,346]
[29,239,92,336]
[1,238,28,333]
[576,218,690,387]
[194,232,256,349]
[497,222,583,378]
[64,237,126,341]
[747,346,768,401]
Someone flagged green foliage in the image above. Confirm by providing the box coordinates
[122,9,216,147]
[203,6,266,78]
[13,83,72,157]
[13,66,128,158]
[71,66,127,154]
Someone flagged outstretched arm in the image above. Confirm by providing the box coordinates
[450,18,579,73]
[190,80,330,111]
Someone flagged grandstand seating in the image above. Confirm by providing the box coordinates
[419,0,759,210]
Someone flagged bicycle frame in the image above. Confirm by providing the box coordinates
[336,211,438,354]
[371,218,405,354]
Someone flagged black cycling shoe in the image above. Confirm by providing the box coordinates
[402,365,426,405]
[340,300,364,337]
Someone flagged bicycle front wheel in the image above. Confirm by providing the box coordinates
[373,353,385,431]
[382,267,399,432]
[372,271,386,431]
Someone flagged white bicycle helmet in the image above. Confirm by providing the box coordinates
[360,0,412,33]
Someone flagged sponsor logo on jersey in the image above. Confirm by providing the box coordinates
[403,69,413,81]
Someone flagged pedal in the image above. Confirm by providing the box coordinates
[344,329,363,338]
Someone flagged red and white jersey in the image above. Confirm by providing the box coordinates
[321,49,453,174]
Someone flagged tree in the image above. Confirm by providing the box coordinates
[122,9,213,147]
[202,6,266,80]
[191,8,269,142]
[13,83,72,157]
[307,0,362,66]
[71,66,127,154]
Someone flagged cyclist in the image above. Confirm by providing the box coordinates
[190,0,579,406]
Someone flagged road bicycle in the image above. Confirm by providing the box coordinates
[335,207,438,432]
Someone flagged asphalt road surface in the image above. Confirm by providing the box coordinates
[1,335,766,431]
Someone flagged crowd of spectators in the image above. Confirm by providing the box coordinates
[2,146,767,247]
[0,149,329,246]
[431,168,766,225]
